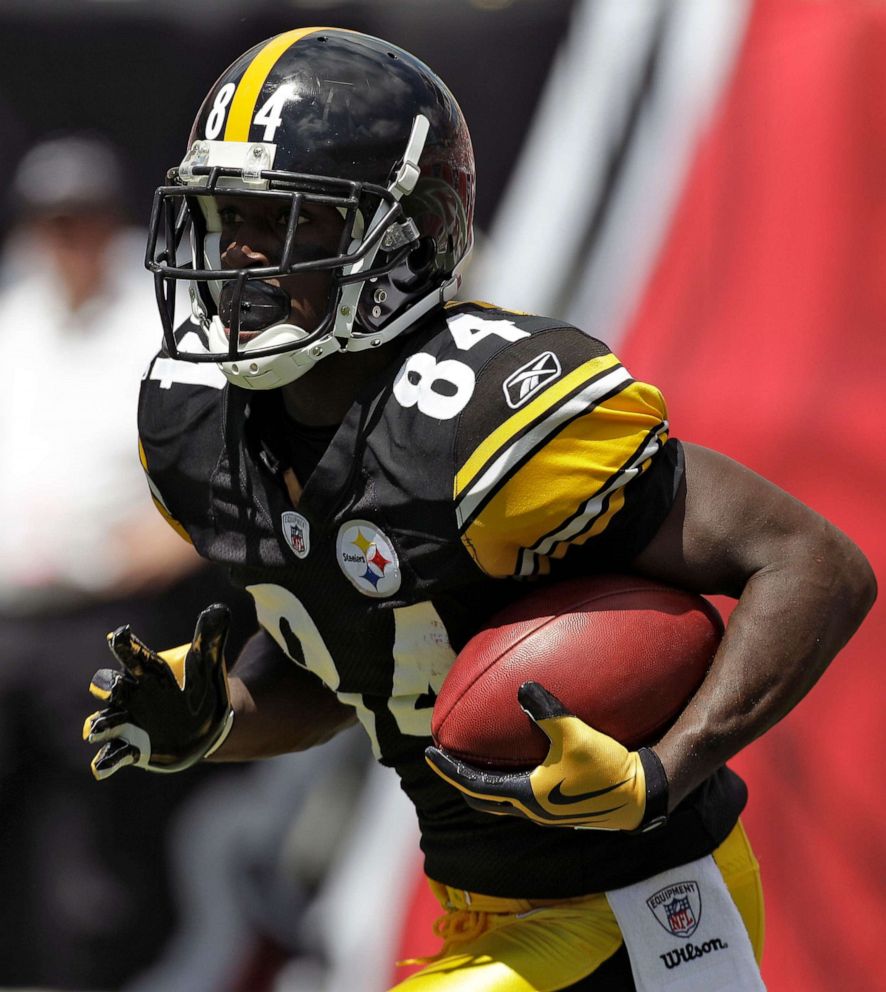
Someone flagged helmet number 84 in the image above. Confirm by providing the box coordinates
[204,85,289,142]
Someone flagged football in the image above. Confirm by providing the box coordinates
[432,574,723,768]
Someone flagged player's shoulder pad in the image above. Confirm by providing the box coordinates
[429,300,599,365]
[438,301,618,461]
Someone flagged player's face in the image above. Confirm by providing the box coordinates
[215,194,345,336]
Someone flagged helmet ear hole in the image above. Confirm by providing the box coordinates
[407,236,437,275]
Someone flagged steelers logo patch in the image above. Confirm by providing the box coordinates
[335,520,401,598]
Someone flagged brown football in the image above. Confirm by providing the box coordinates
[432,574,723,768]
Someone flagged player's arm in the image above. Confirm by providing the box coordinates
[210,626,357,761]
[426,333,875,829]
[427,447,876,829]
[630,441,877,811]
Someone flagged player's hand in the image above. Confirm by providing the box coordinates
[425,681,669,832]
[83,604,234,780]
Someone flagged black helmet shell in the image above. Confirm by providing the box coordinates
[188,28,474,273]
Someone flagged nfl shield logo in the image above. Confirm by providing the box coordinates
[281,511,310,559]
[647,880,702,938]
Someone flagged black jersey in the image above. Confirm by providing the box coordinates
[138,301,747,897]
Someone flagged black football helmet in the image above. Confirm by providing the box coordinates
[146,27,475,389]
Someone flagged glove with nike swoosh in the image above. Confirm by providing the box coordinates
[83,604,234,780]
[425,681,669,832]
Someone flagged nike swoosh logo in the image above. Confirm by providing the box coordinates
[546,777,631,806]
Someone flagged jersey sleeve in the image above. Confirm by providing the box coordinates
[137,436,194,544]
[136,341,228,548]
[453,327,682,578]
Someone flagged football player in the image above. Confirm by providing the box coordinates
[83,28,875,991]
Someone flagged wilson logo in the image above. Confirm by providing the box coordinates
[502,351,561,408]
[660,938,729,970]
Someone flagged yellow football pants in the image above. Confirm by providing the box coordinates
[391,821,763,992]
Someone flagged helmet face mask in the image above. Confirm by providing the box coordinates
[149,169,403,360]
[145,28,475,390]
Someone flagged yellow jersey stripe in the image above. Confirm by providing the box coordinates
[459,379,668,577]
[515,428,667,576]
[456,363,632,530]
[225,27,329,141]
[527,425,666,557]
[454,352,622,499]
[577,485,628,545]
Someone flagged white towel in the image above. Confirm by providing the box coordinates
[606,854,765,991]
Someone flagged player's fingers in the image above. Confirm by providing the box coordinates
[90,738,140,781]
[191,603,230,666]
[517,681,572,733]
[82,707,131,744]
[89,668,128,703]
[106,625,163,678]
[425,746,527,797]
[424,745,484,788]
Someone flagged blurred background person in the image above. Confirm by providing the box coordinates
[0,133,255,989]
[0,134,192,608]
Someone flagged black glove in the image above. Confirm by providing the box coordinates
[425,682,669,832]
[83,604,234,780]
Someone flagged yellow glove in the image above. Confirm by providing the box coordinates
[425,682,669,832]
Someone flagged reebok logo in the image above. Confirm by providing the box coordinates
[502,351,561,408]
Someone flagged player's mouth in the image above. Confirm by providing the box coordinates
[218,279,292,342]
[222,325,265,344]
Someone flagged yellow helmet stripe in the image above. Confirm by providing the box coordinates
[224,27,330,141]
